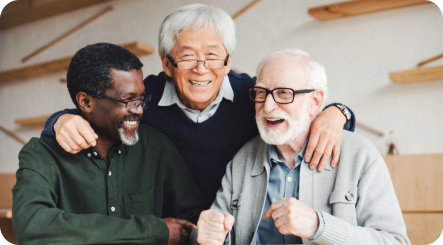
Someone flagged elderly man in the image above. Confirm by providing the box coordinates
[42,4,355,204]
[195,49,410,245]
[13,43,206,245]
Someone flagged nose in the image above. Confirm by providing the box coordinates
[128,103,144,115]
[262,93,279,113]
[193,60,209,74]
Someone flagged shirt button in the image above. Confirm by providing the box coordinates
[287,176,293,182]
[93,151,98,156]
[87,153,92,158]
[110,206,116,212]
[108,171,112,176]
[118,150,122,154]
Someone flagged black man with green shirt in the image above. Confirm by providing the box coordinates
[12,43,206,245]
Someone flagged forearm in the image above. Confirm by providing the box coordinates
[313,212,409,245]
[41,108,79,137]
[313,155,409,245]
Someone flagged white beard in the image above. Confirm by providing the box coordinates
[118,126,139,145]
[256,105,310,145]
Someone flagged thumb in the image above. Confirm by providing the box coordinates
[223,213,235,231]
[263,207,273,220]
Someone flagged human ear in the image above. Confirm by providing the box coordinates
[224,55,232,75]
[161,55,173,77]
[310,90,324,117]
[76,92,94,114]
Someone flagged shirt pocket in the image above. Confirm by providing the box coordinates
[328,185,358,225]
[124,189,154,216]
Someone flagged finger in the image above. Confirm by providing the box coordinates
[263,200,285,219]
[304,130,320,163]
[309,137,327,170]
[57,136,74,153]
[330,145,340,168]
[208,211,225,224]
[223,213,235,231]
[60,133,83,154]
[317,143,333,172]
[77,125,97,147]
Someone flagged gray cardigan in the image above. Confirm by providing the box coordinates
[210,131,410,245]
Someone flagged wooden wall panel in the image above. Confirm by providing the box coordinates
[403,213,443,245]
[384,153,443,212]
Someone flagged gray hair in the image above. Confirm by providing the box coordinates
[256,49,328,104]
[158,3,236,56]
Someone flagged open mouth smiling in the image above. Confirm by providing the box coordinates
[265,117,285,126]
[189,80,212,86]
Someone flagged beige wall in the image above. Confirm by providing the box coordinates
[0,0,442,172]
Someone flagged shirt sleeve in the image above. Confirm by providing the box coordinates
[323,103,356,132]
[12,141,169,245]
[41,108,79,137]
[308,210,325,240]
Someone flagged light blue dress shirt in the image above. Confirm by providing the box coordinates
[157,75,234,123]
[256,143,324,244]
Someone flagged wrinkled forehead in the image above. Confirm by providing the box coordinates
[257,58,308,89]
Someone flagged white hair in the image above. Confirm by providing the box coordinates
[256,49,328,105]
[158,3,236,56]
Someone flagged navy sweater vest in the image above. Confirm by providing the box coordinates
[142,71,259,203]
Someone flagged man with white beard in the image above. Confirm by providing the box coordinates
[194,49,410,245]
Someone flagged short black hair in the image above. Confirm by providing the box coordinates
[67,42,143,108]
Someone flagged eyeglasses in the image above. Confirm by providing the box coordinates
[167,55,229,70]
[249,86,315,104]
[96,94,151,110]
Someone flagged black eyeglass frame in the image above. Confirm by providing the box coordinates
[249,86,316,104]
[167,54,230,70]
[94,94,151,110]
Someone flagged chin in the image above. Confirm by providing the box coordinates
[118,127,139,145]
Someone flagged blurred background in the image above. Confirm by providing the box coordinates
[0,0,442,244]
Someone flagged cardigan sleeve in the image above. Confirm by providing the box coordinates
[312,154,410,245]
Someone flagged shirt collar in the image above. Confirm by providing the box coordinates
[267,141,308,169]
[158,75,234,109]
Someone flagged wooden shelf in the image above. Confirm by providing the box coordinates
[14,115,50,127]
[308,0,430,21]
[0,41,154,82]
[0,0,114,30]
[390,65,443,84]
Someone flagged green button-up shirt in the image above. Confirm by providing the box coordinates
[12,124,206,245]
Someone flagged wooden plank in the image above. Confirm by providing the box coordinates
[22,6,114,63]
[0,41,154,82]
[0,124,27,144]
[0,174,15,210]
[417,53,443,67]
[14,114,50,127]
[0,0,114,30]
[232,0,261,20]
[403,213,443,245]
[384,153,443,212]
[308,0,430,21]
[390,65,443,84]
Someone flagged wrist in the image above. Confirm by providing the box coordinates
[334,103,351,126]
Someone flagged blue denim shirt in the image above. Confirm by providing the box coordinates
[256,142,324,244]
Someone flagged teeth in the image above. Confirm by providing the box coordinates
[266,117,282,122]
[124,120,138,125]
[190,80,210,86]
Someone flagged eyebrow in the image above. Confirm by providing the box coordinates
[175,44,223,53]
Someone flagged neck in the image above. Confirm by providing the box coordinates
[94,136,115,162]
[275,130,309,169]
